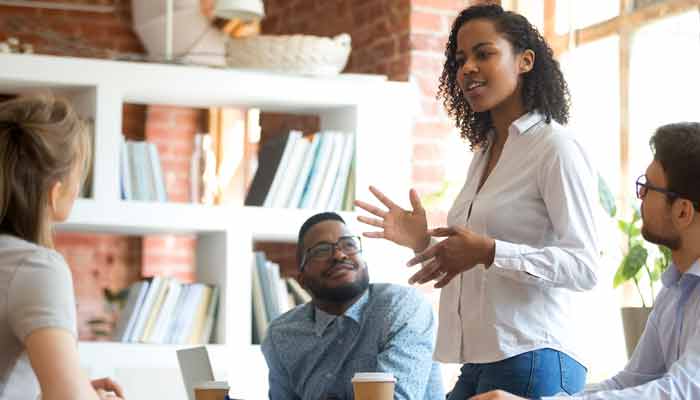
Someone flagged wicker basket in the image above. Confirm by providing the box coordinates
[225,33,351,76]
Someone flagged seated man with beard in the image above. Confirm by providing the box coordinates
[261,212,444,400]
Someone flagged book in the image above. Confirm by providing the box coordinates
[164,284,190,344]
[341,159,356,211]
[263,130,301,207]
[199,285,219,344]
[299,133,335,208]
[251,260,269,342]
[119,138,132,200]
[147,142,168,202]
[286,134,321,208]
[174,284,204,344]
[244,132,291,206]
[112,280,149,342]
[128,276,162,342]
[148,279,182,343]
[328,133,355,210]
[313,132,345,209]
[269,133,311,208]
[188,285,213,345]
[139,277,172,342]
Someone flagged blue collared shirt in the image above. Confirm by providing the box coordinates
[261,284,444,400]
[547,259,700,399]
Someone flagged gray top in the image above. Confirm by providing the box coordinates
[262,283,444,400]
[0,234,77,399]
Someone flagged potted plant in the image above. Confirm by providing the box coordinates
[599,177,671,357]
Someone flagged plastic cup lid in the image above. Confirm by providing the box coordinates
[194,381,230,390]
[351,372,396,383]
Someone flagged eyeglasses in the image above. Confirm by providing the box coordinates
[300,236,362,271]
[635,175,680,200]
[636,175,700,210]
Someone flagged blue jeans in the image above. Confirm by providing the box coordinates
[446,348,586,399]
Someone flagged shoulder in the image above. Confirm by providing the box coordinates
[0,235,71,288]
[368,284,431,317]
[264,304,313,344]
[532,121,583,154]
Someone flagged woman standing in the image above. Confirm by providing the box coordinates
[355,4,599,399]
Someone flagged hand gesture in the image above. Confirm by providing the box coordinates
[406,226,495,288]
[354,186,430,252]
[92,377,124,399]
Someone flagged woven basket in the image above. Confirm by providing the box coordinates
[225,33,351,76]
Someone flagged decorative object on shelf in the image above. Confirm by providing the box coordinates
[191,133,219,204]
[225,33,352,76]
[131,0,264,66]
[0,36,34,54]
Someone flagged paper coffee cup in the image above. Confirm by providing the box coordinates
[351,372,396,400]
[194,381,229,400]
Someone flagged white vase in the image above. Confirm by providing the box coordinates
[130,0,227,66]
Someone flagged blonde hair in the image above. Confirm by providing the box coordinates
[0,96,91,248]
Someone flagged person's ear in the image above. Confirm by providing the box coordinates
[48,180,63,221]
[672,199,695,230]
[519,49,535,74]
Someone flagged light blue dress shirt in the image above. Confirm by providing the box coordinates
[547,259,700,399]
[261,283,444,400]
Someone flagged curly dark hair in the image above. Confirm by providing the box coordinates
[650,122,700,211]
[438,4,571,149]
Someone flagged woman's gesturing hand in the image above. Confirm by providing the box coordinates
[406,226,495,288]
[354,186,431,252]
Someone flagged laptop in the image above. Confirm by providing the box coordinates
[176,346,215,400]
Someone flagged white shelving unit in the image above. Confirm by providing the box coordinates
[0,53,418,399]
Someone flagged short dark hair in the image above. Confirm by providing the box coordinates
[650,122,700,210]
[296,212,346,267]
[438,4,570,149]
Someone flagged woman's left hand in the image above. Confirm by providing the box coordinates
[469,390,527,400]
[91,377,124,398]
[406,226,495,288]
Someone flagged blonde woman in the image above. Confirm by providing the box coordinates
[0,96,124,400]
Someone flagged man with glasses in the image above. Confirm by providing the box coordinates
[472,122,700,400]
[261,212,444,400]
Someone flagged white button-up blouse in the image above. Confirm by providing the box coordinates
[434,112,600,365]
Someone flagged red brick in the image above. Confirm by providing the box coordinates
[410,11,445,32]
[410,33,449,52]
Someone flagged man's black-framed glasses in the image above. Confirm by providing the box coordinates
[636,174,700,209]
[300,236,362,271]
[635,174,680,200]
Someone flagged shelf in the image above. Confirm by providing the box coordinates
[59,199,362,239]
[58,199,230,234]
[0,53,406,112]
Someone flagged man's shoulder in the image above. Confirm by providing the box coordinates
[267,303,313,335]
[368,283,428,311]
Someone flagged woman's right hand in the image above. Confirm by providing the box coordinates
[354,186,430,252]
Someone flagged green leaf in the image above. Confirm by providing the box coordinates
[613,263,627,288]
[598,175,617,217]
[621,244,648,280]
[618,220,630,233]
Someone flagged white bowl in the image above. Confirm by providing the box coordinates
[225,33,352,76]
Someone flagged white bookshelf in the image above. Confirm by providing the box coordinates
[0,53,418,400]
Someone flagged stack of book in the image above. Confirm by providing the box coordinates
[112,277,219,345]
[119,138,168,202]
[252,251,311,344]
[245,130,355,210]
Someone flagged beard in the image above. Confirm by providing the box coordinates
[642,225,681,250]
[305,262,370,303]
